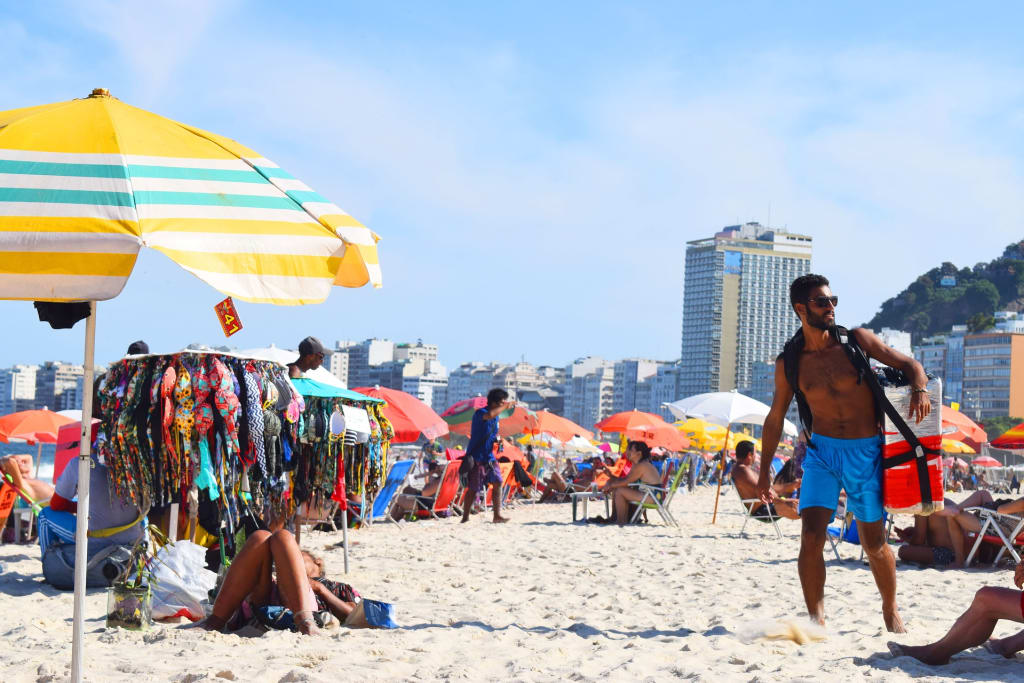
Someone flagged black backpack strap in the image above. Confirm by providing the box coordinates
[839,328,936,505]
[781,329,813,432]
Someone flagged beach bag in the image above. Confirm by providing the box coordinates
[42,542,134,590]
[150,540,218,621]
[344,599,398,629]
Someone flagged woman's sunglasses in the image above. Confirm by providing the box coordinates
[808,295,838,308]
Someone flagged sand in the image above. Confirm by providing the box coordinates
[2,488,1023,682]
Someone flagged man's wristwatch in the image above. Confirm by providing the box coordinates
[911,388,927,394]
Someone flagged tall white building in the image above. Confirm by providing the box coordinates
[0,364,38,414]
[563,357,614,430]
[35,361,84,411]
[612,359,660,414]
[680,222,812,398]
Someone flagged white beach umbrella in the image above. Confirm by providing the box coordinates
[563,435,600,454]
[664,390,797,523]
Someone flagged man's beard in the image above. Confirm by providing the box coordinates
[806,309,834,331]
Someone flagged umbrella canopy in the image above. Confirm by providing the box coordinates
[352,386,448,443]
[625,423,690,451]
[665,390,798,436]
[447,404,534,438]
[941,406,986,445]
[0,408,76,443]
[595,410,668,433]
[563,435,600,453]
[941,438,976,455]
[0,89,381,304]
[441,397,514,425]
[972,455,1001,467]
[991,422,1024,450]
[955,457,970,470]
[525,410,594,442]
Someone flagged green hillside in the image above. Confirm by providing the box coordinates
[865,240,1024,340]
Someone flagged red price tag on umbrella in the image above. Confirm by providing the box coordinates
[214,297,243,337]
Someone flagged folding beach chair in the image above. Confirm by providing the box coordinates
[349,459,415,527]
[485,462,516,507]
[737,487,785,540]
[826,511,892,563]
[963,507,1024,566]
[404,461,462,520]
[628,465,686,527]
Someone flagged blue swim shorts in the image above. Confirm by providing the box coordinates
[798,433,884,523]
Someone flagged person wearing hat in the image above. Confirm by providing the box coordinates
[288,336,330,379]
[126,340,149,355]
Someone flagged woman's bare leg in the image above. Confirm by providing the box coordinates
[205,530,274,628]
[613,487,645,525]
[890,587,1023,664]
[268,529,320,634]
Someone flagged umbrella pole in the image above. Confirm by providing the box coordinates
[71,301,96,683]
[711,424,731,525]
[341,508,349,574]
[34,441,42,479]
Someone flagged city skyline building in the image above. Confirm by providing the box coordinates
[961,331,1024,420]
[680,222,812,398]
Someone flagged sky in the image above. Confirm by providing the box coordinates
[1,1,1023,371]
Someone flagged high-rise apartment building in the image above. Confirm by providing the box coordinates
[612,359,660,414]
[35,361,84,411]
[961,331,1024,420]
[680,222,812,398]
[563,357,614,430]
[0,364,38,414]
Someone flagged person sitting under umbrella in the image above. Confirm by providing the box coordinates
[601,441,663,525]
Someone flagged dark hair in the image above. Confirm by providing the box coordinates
[736,440,755,459]
[627,440,652,461]
[486,388,509,407]
[789,274,830,313]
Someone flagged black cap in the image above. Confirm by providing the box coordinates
[126,340,149,355]
[298,336,329,357]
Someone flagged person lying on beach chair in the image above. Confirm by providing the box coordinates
[732,441,800,521]
[937,489,1024,566]
[538,462,597,502]
[197,528,364,635]
[602,441,663,525]
[391,460,444,520]
[888,558,1024,664]
[1,454,54,504]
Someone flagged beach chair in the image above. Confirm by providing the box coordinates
[485,462,516,507]
[627,465,686,527]
[737,487,785,540]
[826,512,893,563]
[349,459,415,527]
[963,507,1024,566]
[404,461,462,520]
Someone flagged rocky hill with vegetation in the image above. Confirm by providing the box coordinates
[865,240,1024,341]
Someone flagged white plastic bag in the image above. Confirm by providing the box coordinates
[150,540,217,621]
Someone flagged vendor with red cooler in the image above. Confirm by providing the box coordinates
[756,274,930,635]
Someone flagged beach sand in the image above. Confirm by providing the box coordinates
[2,488,1022,682]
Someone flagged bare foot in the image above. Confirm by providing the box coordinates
[493,515,510,523]
[884,607,907,634]
[460,516,471,524]
[887,641,947,665]
[985,638,1017,659]
[808,612,826,627]
[294,610,321,636]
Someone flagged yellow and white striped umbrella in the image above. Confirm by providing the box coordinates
[0,89,381,304]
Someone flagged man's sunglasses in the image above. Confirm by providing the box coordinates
[807,295,839,308]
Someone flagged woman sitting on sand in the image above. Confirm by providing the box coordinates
[888,558,1024,663]
[602,441,663,525]
[197,529,361,635]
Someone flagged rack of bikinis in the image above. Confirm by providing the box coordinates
[95,351,392,567]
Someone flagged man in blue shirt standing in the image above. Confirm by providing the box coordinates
[461,388,514,524]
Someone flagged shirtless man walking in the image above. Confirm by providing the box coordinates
[757,274,930,633]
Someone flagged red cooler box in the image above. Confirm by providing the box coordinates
[881,377,943,516]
